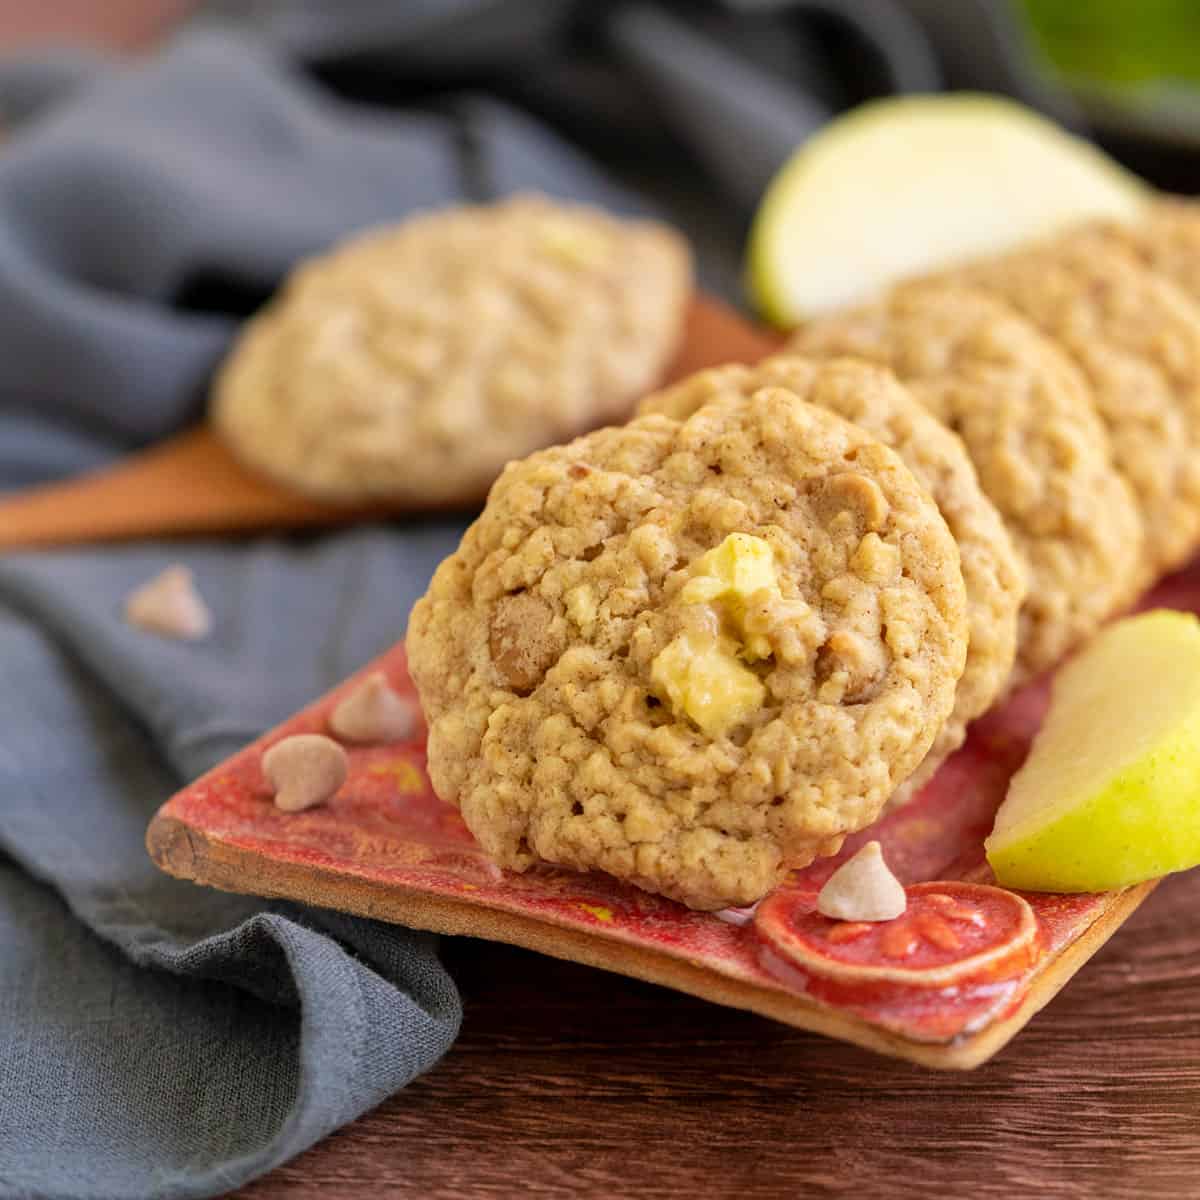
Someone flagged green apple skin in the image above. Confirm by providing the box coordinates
[986,610,1200,893]
[745,93,1149,328]
[986,716,1200,892]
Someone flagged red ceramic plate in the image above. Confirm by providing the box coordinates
[147,561,1200,1069]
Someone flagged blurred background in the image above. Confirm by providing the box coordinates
[0,0,1197,302]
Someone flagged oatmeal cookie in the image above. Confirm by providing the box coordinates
[409,364,969,909]
[639,356,1021,801]
[941,233,1200,574]
[790,283,1145,679]
[1074,199,1200,308]
[212,194,692,505]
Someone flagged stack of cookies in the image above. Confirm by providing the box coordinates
[215,192,1200,911]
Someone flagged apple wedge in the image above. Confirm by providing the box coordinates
[986,611,1200,893]
[746,93,1148,325]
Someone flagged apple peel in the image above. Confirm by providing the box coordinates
[746,92,1147,324]
[987,609,1200,892]
[124,565,211,640]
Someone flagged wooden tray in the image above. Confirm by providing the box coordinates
[148,564,1200,1070]
[0,295,779,550]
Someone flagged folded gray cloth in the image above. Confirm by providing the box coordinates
[0,5,1078,1197]
[0,532,466,1200]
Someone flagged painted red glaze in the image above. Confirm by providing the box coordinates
[154,560,1200,1048]
[753,882,1040,1011]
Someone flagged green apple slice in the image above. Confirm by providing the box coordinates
[986,610,1200,893]
[746,93,1149,326]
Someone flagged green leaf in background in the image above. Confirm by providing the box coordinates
[1021,0,1200,88]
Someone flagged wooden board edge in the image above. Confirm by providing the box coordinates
[932,878,1159,1069]
[0,427,470,550]
[148,813,1157,1071]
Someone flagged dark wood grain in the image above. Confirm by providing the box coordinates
[233,869,1200,1199]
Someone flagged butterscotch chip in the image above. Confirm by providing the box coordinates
[814,471,890,532]
[489,593,564,695]
[790,284,1146,680]
[329,672,418,744]
[212,194,692,506]
[263,734,348,813]
[641,357,1022,801]
[409,363,968,909]
[939,234,1200,575]
[124,565,212,641]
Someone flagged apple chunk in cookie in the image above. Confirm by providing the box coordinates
[407,365,968,910]
[640,357,1023,804]
[649,533,779,736]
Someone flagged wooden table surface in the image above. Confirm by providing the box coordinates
[235,868,1200,1199]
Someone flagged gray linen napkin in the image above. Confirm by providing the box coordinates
[0,532,466,1200]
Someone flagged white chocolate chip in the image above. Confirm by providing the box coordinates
[124,565,212,640]
[263,734,348,812]
[817,841,907,922]
[328,672,417,744]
